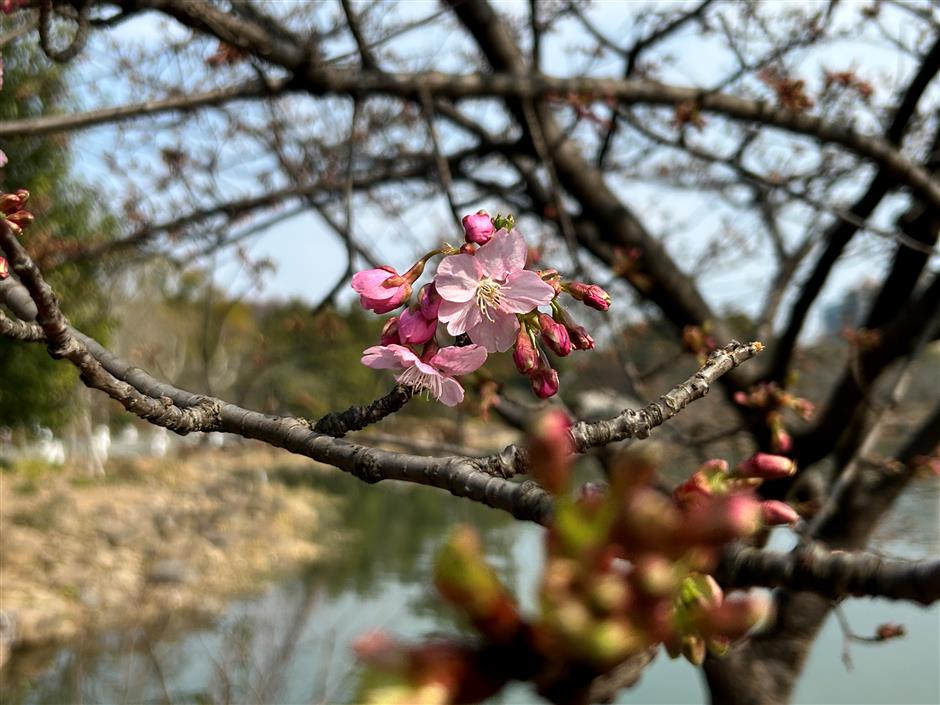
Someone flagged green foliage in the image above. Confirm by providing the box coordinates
[0,42,118,429]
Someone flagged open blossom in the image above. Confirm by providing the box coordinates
[352,266,412,314]
[361,343,487,406]
[434,230,555,353]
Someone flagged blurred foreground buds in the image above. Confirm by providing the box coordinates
[357,444,798,704]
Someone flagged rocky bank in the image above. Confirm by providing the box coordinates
[0,445,323,671]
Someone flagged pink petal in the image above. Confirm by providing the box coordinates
[361,344,418,370]
[434,254,480,303]
[431,344,488,377]
[438,299,482,337]
[500,270,556,313]
[468,311,519,353]
[437,377,465,406]
[352,267,398,300]
[476,229,526,281]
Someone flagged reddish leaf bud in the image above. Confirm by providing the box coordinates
[733,453,796,480]
[462,210,495,245]
[537,312,572,356]
[875,623,906,641]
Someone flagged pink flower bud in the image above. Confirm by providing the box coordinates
[566,321,594,350]
[0,255,8,280]
[567,282,611,311]
[380,317,401,345]
[418,283,442,320]
[760,500,800,525]
[733,391,750,406]
[682,494,762,544]
[512,326,539,375]
[352,266,413,314]
[537,312,572,356]
[733,453,796,480]
[462,210,495,245]
[530,359,559,399]
[399,308,437,345]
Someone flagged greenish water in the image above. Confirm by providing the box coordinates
[2,467,937,705]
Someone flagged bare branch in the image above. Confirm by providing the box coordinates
[718,544,940,606]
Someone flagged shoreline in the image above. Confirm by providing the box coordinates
[0,444,327,672]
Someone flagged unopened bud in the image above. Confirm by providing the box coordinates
[590,574,631,614]
[462,210,495,246]
[418,283,442,320]
[681,635,706,665]
[760,500,800,526]
[549,598,592,639]
[733,453,796,480]
[528,409,573,495]
[567,282,611,311]
[512,326,539,375]
[537,312,571,356]
[586,619,645,665]
[633,555,679,596]
[353,630,406,671]
[399,308,436,345]
[5,210,33,230]
[699,592,773,640]
[0,256,8,280]
[682,494,763,544]
[381,317,401,345]
[529,353,559,399]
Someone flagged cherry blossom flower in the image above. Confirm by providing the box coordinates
[361,343,487,406]
[434,230,555,352]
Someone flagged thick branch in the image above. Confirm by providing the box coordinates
[717,545,940,606]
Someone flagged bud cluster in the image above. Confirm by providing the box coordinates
[355,420,800,703]
[734,382,815,453]
[0,189,34,280]
[353,211,611,404]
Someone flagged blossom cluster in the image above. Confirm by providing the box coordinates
[353,412,801,704]
[353,212,610,406]
[734,382,815,453]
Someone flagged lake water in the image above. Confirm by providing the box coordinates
[2,465,938,704]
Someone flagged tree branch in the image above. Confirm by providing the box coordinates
[717,544,940,606]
